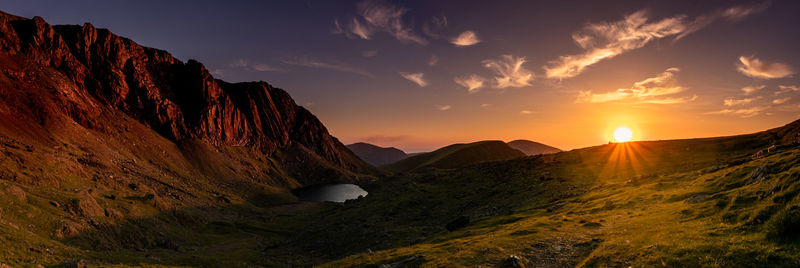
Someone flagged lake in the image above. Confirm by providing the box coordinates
[293,184,368,202]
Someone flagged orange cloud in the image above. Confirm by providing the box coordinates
[737,56,794,79]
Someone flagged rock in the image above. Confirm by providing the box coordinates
[57,259,87,268]
[685,194,709,204]
[0,10,376,184]
[104,208,124,219]
[0,263,12,268]
[379,255,423,268]
[745,166,768,185]
[69,192,104,218]
[54,221,82,238]
[5,185,26,202]
[500,255,526,268]
[446,216,470,231]
[49,200,61,208]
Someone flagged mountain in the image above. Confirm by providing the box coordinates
[382,140,526,173]
[507,139,561,155]
[346,142,408,166]
[0,10,375,189]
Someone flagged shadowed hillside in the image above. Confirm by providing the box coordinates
[382,140,526,173]
[346,142,408,166]
[508,139,562,155]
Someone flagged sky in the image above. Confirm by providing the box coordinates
[2,0,799,152]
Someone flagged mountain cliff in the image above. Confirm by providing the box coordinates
[0,10,375,187]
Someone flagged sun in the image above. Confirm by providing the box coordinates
[613,126,633,142]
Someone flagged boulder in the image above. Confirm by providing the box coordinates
[446,216,470,231]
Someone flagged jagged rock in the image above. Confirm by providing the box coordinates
[5,185,26,202]
[54,221,82,238]
[446,216,470,231]
[0,10,375,184]
[500,255,526,268]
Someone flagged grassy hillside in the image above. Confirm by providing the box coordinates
[508,139,562,155]
[1,118,799,266]
[382,140,526,174]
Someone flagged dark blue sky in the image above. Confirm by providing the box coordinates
[2,1,799,151]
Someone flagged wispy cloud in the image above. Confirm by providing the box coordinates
[707,106,767,118]
[212,59,280,77]
[480,103,491,108]
[576,68,693,104]
[283,57,372,77]
[520,110,534,114]
[544,4,766,79]
[773,97,792,105]
[737,56,794,79]
[451,31,481,46]
[422,15,448,39]
[776,85,800,95]
[334,0,427,45]
[724,96,761,106]
[399,72,428,87]
[483,55,533,88]
[436,105,451,111]
[362,50,378,57]
[741,85,766,95]
[428,55,439,66]
[454,75,486,93]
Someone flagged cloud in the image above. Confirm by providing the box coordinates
[436,105,451,111]
[544,4,766,79]
[451,31,481,46]
[428,55,439,66]
[212,59,280,77]
[776,85,800,95]
[576,68,693,104]
[737,56,794,79]
[362,50,378,57]
[361,134,410,144]
[482,55,533,88]
[773,97,792,105]
[520,110,534,114]
[283,57,372,77]
[334,0,427,45]
[422,15,448,39]
[724,96,761,106]
[677,3,769,40]
[707,106,767,118]
[741,85,766,95]
[454,75,486,93]
[480,103,491,108]
[399,72,428,87]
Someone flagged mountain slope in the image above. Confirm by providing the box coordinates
[296,119,800,267]
[507,139,561,155]
[382,140,525,173]
[346,142,408,166]
[0,10,375,186]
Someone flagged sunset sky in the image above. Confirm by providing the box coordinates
[3,0,800,152]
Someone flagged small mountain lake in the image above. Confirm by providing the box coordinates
[293,184,368,202]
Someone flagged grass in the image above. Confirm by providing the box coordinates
[1,112,800,266]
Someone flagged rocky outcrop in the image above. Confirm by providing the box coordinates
[0,10,374,183]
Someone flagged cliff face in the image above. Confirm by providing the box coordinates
[0,11,374,184]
